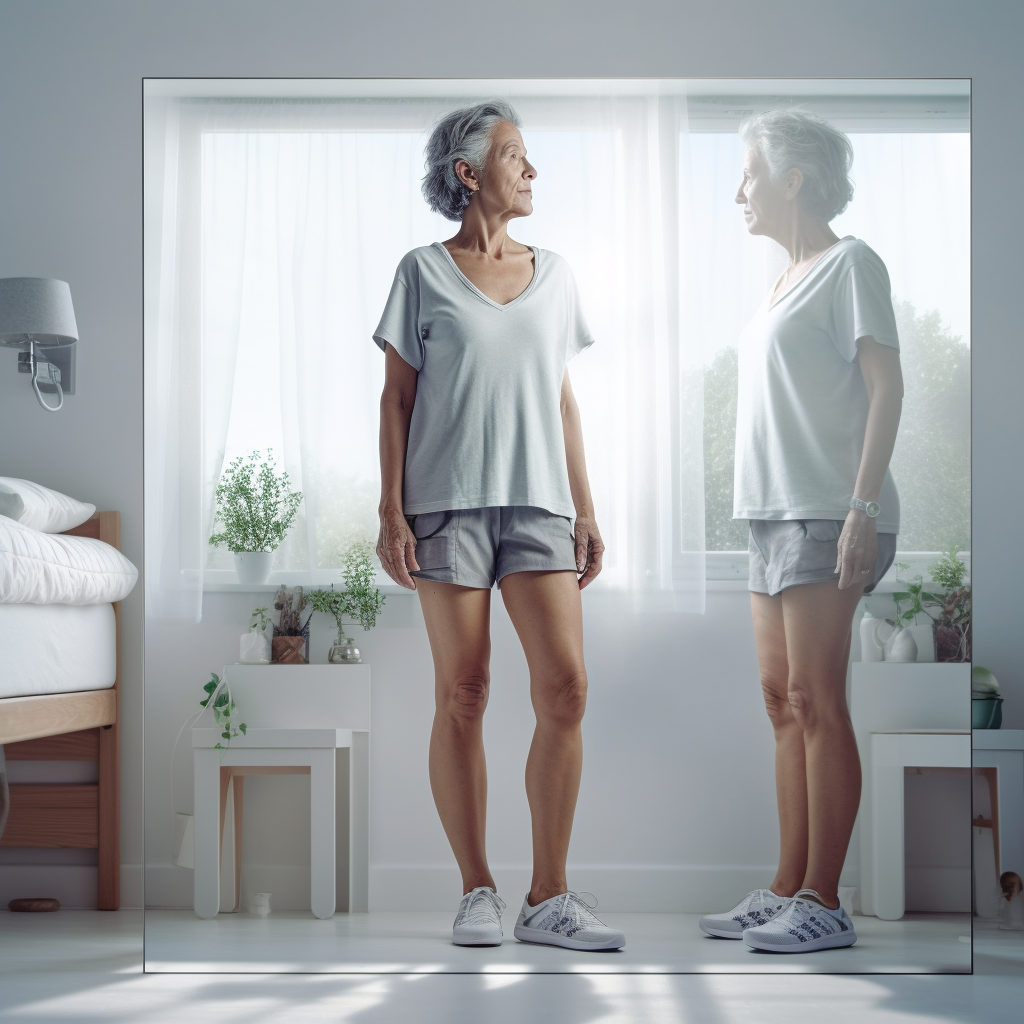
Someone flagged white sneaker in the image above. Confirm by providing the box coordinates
[699,888,790,939]
[452,886,506,946]
[513,890,625,951]
[743,889,857,953]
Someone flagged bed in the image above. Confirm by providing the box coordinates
[0,512,124,910]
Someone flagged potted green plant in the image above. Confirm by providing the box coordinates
[928,548,971,663]
[889,548,971,663]
[208,449,303,585]
[308,542,386,664]
[239,607,271,664]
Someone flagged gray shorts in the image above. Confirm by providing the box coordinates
[748,519,897,597]
[406,506,578,590]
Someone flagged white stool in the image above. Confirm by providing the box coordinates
[871,731,970,920]
[193,727,369,920]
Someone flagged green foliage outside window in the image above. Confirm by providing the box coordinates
[702,298,970,554]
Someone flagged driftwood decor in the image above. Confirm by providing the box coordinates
[272,585,311,664]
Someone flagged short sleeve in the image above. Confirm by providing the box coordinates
[828,253,900,363]
[565,264,595,360]
[373,262,423,371]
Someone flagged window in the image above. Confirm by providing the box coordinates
[145,81,969,620]
[688,129,970,563]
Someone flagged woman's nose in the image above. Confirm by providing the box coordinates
[524,161,537,180]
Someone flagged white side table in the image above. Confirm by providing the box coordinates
[193,728,368,920]
[870,731,971,921]
[850,662,970,916]
[192,664,371,919]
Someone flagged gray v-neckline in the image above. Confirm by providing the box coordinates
[433,242,540,310]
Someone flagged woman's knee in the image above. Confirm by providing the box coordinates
[761,677,794,728]
[534,670,588,727]
[438,672,490,722]
[785,678,849,732]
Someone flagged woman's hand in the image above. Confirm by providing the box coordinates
[836,509,878,590]
[573,514,605,590]
[377,507,420,590]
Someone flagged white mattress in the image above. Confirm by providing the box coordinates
[0,603,116,699]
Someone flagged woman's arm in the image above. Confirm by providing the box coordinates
[560,369,604,589]
[836,336,904,589]
[376,344,421,589]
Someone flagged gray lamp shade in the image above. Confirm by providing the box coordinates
[0,277,79,348]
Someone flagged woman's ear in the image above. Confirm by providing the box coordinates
[785,167,804,202]
[454,158,480,192]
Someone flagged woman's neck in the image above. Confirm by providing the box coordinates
[446,206,520,257]
[773,216,842,265]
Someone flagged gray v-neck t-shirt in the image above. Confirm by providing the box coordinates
[373,242,594,517]
[733,236,901,533]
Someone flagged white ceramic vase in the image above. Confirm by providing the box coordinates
[233,551,273,585]
[885,626,919,663]
[239,631,270,664]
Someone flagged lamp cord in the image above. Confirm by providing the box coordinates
[30,340,63,412]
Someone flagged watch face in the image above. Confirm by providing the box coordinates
[866,502,880,518]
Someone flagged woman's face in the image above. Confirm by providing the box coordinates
[479,121,536,219]
[735,145,789,237]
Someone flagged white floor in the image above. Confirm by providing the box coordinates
[143,909,973,974]
[0,910,1020,1024]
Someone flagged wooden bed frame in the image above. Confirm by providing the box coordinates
[0,511,122,910]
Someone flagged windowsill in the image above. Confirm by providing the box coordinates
[203,570,412,596]
[203,552,968,596]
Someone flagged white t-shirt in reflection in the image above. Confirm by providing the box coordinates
[733,236,900,534]
[373,242,594,518]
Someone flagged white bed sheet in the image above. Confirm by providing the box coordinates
[0,603,116,699]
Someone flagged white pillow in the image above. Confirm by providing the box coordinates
[0,516,138,604]
[0,477,96,533]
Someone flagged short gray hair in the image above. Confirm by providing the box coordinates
[422,100,523,221]
[740,110,854,221]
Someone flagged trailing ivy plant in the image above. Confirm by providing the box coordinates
[208,449,303,554]
[249,607,270,633]
[308,541,386,645]
[200,672,247,751]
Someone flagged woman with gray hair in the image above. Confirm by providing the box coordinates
[373,101,624,951]
[699,110,903,953]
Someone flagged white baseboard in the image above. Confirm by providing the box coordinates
[368,865,779,913]
[142,863,776,912]
[0,864,143,909]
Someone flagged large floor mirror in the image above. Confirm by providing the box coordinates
[142,77,974,973]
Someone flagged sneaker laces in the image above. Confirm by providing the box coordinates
[775,892,843,934]
[736,888,786,923]
[458,887,506,926]
[550,890,603,929]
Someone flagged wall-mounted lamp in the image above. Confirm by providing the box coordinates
[0,278,79,412]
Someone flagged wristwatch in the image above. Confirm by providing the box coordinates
[850,497,880,518]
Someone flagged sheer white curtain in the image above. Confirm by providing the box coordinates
[144,88,705,621]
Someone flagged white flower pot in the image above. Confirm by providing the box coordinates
[239,631,271,664]
[233,551,273,585]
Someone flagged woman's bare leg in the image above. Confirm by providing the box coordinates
[780,580,864,907]
[417,580,495,894]
[751,591,808,897]
[499,570,588,906]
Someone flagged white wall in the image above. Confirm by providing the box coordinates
[2,0,1019,913]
